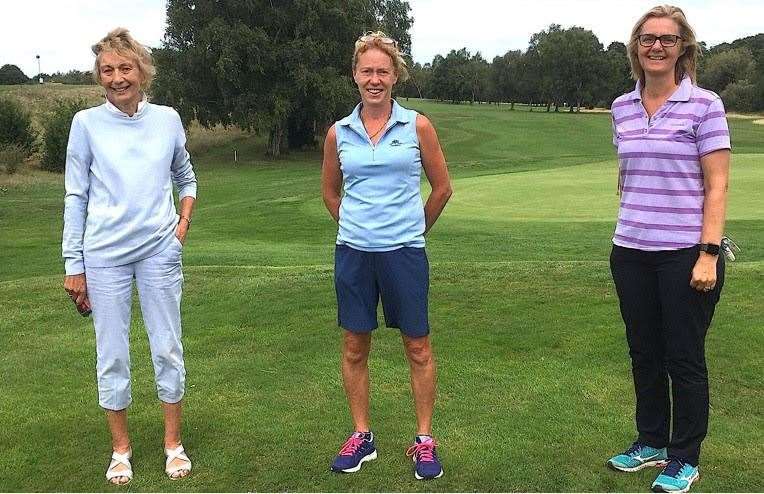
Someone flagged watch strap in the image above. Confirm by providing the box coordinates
[698,243,720,255]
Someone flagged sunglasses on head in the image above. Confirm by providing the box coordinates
[358,31,397,48]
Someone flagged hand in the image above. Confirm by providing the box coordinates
[64,273,91,310]
[175,219,189,245]
[690,254,717,292]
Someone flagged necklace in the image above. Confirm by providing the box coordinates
[362,107,392,141]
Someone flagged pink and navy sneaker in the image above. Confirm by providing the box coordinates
[406,435,444,480]
[330,431,377,473]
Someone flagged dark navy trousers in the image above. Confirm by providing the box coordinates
[610,245,724,466]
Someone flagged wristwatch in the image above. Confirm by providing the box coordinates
[179,215,192,227]
[698,243,720,256]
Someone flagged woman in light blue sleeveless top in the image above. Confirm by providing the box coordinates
[321,31,452,480]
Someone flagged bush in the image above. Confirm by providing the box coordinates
[0,144,26,174]
[0,98,35,154]
[41,99,90,173]
[0,64,29,85]
[721,80,757,113]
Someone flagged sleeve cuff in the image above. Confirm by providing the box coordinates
[178,185,197,200]
[65,259,85,276]
[698,144,731,158]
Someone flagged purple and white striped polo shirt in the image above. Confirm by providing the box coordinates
[611,76,731,251]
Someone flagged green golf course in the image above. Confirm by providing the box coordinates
[0,94,762,491]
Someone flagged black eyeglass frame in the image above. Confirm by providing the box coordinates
[636,34,683,48]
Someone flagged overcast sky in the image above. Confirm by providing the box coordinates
[2,0,763,77]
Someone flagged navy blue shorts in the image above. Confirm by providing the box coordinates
[334,245,429,338]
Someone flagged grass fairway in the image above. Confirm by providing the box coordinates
[0,93,762,491]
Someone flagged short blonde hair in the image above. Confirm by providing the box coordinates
[352,31,409,82]
[92,27,155,90]
[628,5,699,84]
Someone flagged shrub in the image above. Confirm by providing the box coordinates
[0,98,36,154]
[0,144,26,174]
[721,80,757,113]
[41,99,90,173]
[0,64,29,85]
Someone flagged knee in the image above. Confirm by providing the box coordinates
[343,344,370,366]
[666,357,707,385]
[342,332,371,366]
[629,346,664,367]
[151,334,182,362]
[97,354,130,378]
[405,339,433,368]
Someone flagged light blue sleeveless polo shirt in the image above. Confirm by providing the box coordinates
[335,100,425,252]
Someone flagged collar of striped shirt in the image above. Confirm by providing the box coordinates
[625,75,693,103]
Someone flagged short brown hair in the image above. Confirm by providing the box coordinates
[628,5,699,84]
[92,27,155,90]
[352,31,409,82]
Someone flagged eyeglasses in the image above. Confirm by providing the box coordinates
[636,34,683,47]
[358,31,398,48]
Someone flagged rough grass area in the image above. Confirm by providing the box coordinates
[0,84,103,132]
[0,92,762,491]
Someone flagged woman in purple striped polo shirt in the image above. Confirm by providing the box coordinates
[606,6,731,493]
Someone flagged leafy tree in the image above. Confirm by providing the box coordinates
[515,48,543,108]
[427,54,445,100]
[467,52,491,104]
[154,0,413,157]
[0,64,29,85]
[430,48,476,103]
[526,25,559,110]
[371,0,413,54]
[399,59,429,99]
[698,47,756,94]
[530,25,605,111]
[599,42,633,107]
[698,34,764,110]
[491,50,522,108]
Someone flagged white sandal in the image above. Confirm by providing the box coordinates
[165,445,192,479]
[106,449,133,485]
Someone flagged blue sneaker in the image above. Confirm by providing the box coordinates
[330,432,377,473]
[652,459,699,492]
[607,442,668,472]
[406,435,443,480]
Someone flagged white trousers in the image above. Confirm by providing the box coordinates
[86,238,186,410]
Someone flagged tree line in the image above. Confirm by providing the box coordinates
[150,0,762,156]
[0,66,95,85]
[398,28,764,114]
[2,0,762,159]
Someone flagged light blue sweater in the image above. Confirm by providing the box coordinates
[62,101,197,275]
